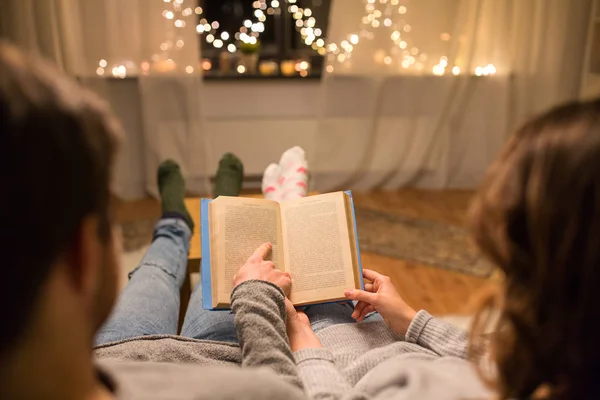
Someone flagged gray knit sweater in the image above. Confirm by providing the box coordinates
[95,281,492,399]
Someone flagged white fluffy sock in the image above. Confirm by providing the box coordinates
[262,163,283,201]
[278,146,308,201]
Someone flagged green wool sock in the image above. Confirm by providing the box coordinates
[214,153,244,197]
[157,160,194,230]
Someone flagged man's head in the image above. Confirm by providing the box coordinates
[0,42,122,359]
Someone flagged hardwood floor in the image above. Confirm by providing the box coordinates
[362,252,496,315]
[352,189,475,225]
[117,189,499,316]
[352,190,498,315]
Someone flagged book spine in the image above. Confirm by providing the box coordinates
[201,198,214,310]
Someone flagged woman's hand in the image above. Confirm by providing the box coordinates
[284,299,322,352]
[233,242,292,296]
[344,269,417,336]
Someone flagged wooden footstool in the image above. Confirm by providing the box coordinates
[177,197,202,331]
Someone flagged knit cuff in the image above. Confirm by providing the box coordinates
[405,310,434,344]
[230,280,286,321]
[294,348,334,364]
[231,279,285,296]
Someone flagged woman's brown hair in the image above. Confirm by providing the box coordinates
[468,98,600,399]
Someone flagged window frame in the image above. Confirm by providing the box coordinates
[197,0,328,79]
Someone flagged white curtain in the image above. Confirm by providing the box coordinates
[313,0,591,191]
[0,0,211,199]
[1,0,591,195]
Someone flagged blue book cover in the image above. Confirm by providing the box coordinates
[201,191,364,310]
[200,198,214,310]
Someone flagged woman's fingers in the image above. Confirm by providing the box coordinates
[362,269,388,282]
[356,304,375,323]
[364,283,374,292]
[351,301,369,319]
[345,288,377,304]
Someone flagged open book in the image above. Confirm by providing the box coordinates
[201,191,364,310]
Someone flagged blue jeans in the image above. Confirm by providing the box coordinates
[95,218,380,346]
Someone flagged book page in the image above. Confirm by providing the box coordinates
[210,196,283,307]
[280,192,358,305]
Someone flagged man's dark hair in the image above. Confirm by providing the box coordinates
[0,42,120,356]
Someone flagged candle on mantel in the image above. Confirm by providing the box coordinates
[280,60,296,76]
[259,60,279,76]
[201,59,212,72]
[154,59,177,73]
[296,59,311,78]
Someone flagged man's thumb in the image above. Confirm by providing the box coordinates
[344,289,377,304]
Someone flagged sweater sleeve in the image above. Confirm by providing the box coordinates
[404,310,469,359]
[230,280,302,389]
[295,349,490,400]
[294,348,365,400]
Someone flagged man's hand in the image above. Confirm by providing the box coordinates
[344,269,417,336]
[284,299,322,352]
[233,243,292,296]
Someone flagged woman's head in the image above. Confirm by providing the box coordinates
[469,98,600,399]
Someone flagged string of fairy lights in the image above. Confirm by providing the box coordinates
[195,0,322,53]
[96,0,496,78]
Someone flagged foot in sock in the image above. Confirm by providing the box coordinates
[157,160,194,230]
[214,153,244,197]
[262,163,283,201]
[278,146,308,200]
